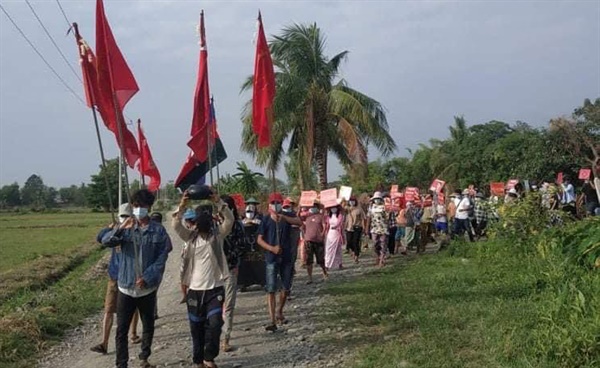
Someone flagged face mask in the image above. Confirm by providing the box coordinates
[270,204,282,213]
[282,207,292,213]
[132,207,148,220]
[245,212,255,219]
[119,216,129,224]
[374,199,383,205]
[331,208,338,214]
[309,207,319,214]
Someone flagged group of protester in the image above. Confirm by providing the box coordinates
[89,170,599,368]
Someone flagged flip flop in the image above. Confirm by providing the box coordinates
[90,343,107,354]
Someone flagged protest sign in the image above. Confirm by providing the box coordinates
[339,186,353,201]
[429,179,445,193]
[319,188,338,208]
[556,172,563,185]
[490,182,505,196]
[579,168,591,180]
[299,191,318,207]
[506,179,519,189]
[390,185,399,195]
[405,187,419,201]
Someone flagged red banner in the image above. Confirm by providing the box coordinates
[490,182,505,196]
[429,179,445,193]
[579,168,591,180]
[405,187,419,202]
[319,188,338,208]
[299,191,318,207]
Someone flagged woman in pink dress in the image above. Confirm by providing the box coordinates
[325,204,345,270]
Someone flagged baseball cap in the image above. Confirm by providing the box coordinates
[269,192,283,203]
[119,203,133,217]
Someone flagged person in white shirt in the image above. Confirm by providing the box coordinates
[561,176,577,216]
[452,190,474,242]
[173,190,234,368]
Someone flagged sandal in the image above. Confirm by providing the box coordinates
[90,343,107,354]
[130,335,142,344]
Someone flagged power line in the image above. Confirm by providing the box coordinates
[55,0,71,28]
[0,3,86,106]
[25,0,82,83]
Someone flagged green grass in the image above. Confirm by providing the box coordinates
[320,219,600,368]
[0,212,110,271]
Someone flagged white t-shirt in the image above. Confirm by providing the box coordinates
[455,197,470,220]
[189,235,226,291]
[436,204,447,223]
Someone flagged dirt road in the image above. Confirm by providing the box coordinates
[39,219,373,368]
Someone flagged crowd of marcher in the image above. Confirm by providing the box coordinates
[89,170,599,368]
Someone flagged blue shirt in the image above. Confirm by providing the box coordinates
[258,214,295,264]
[97,227,119,280]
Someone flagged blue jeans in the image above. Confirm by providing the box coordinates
[265,261,293,293]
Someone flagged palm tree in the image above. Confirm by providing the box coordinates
[232,161,264,197]
[241,23,396,189]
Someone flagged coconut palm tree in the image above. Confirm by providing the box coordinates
[240,23,396,189]
[232,161,264,197]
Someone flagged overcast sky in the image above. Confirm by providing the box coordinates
[1,0,599,188]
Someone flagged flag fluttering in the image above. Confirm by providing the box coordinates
[137,120,161,192]
[94,0,140,167]
[252,11,276,148]
[74,21,139,167]
[175,11,227,192]
[187,10,211,162]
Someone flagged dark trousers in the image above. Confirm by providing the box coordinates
[187,287,225,364]
[116,290,157,368]
[387,227,397,255]
[452,218,474,242]
[345,227,363,257]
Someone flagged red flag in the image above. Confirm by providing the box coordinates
[252,11,275,148]
[73,22,139,167]
[96,0,138,110]
[137,120,161,192]
[95,0,140,167]
[187,11,211,162]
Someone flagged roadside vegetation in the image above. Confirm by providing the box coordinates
[321,195,600,368]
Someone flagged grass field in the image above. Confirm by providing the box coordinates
[0,212,110,272]
[0,211,110,367]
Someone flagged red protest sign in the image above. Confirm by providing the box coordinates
[319,188,338,208]
[429,179,445,193]
[390,185,399,195]
[556,172,563,185]
[391,191,405,211]
[230,193,246,211]
[579,168,591,180]
[405,187,419,202]
[299,191,318,207]
[384,197,392,212]
[506,179,519,189]
[490,182,505,196]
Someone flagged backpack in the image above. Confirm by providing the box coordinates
[224,220,246,268]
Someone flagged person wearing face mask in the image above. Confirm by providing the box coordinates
[367,191,389,267]
[173,190,234,368]
[257,192,303,332]
[282,197,301,298]
[91,203,140,355]
[344,196,366,263]
[303,200,328,284]
[101,191,172,368]
[324,202,345,271]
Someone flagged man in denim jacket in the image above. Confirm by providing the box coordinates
[102,189,172,368]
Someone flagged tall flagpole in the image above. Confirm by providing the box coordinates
[211,96,221,194]
[72,23,115,222]
[207,116,214,187]
[137,119,145,188]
